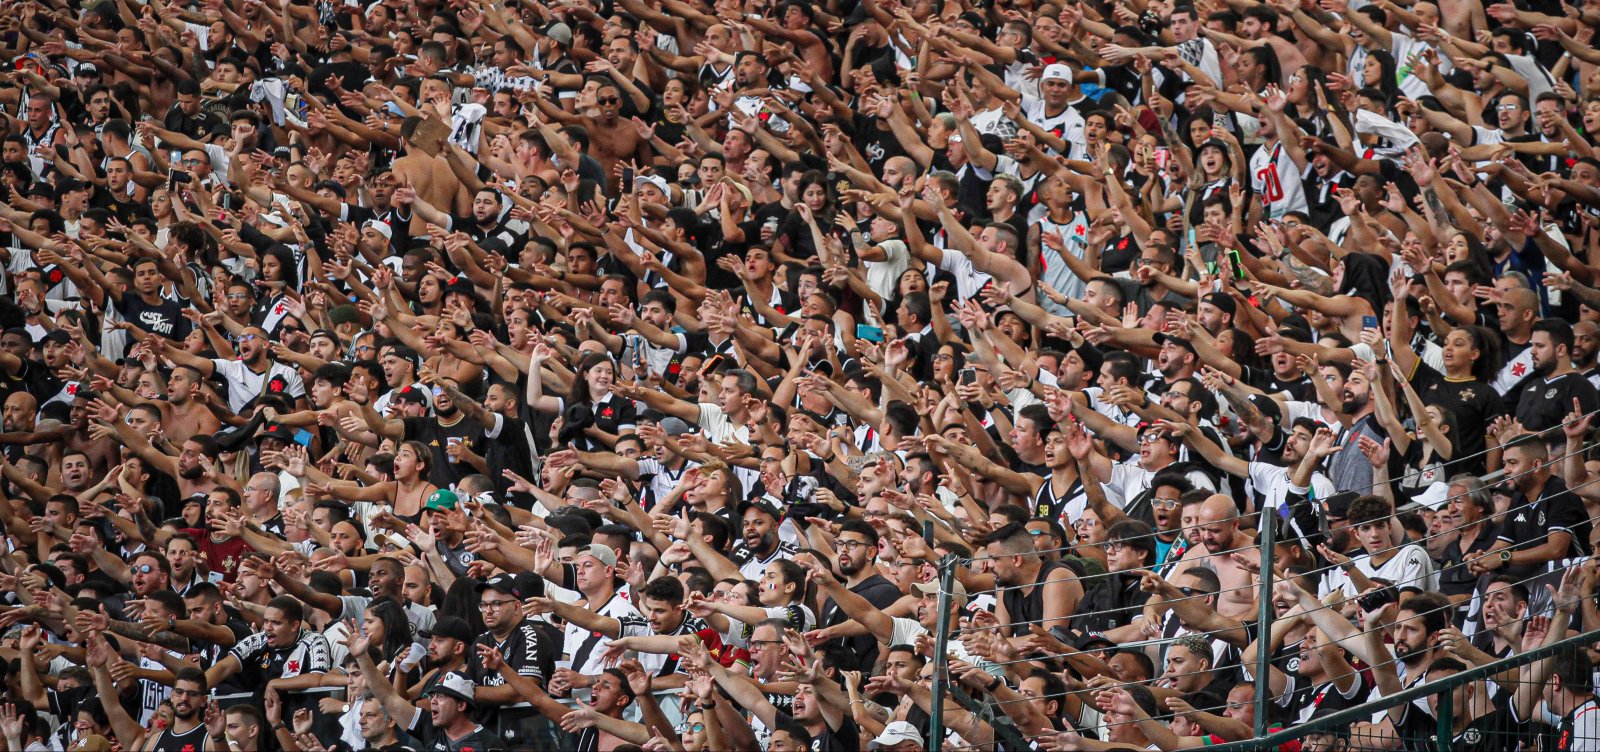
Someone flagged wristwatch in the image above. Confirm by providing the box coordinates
[1500,549,1513,564]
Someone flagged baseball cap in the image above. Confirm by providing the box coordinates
[425,671,476,704]
[424,488,459,512]
[1247,393,1283,426]
[70,735,112,752]
[419,615,476,643]
[41,329,71,345]
[1153,332,1197,355]
[738,497,783,521]
[75,64,99,77]
[1040,63,1073,83]
[443,275,475,297]
[659,416,694,436]
[912,578,967,607]
[869,722,922,750]
[392,386,429,406]
[634,173,670,197]
[363,219,392,240]
[546,22,573,46]
[475,573,524,599]
[255,422,291,444]
[1201,292,1237,317]
[578,543,617,568]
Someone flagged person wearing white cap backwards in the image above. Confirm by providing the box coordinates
[354,630,497,752]
[960,60,1089,161]
[869,721,926,751]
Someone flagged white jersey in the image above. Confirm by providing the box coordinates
[1249,142,1308,219]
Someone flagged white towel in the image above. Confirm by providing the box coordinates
[449,103,487,155]
[1353,109,1419,157]
[250,78,289,126]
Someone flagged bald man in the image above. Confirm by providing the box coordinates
[1172,495,1260,619]
[0,392,37,463]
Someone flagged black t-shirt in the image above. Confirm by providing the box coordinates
[403,414,483,489]
[774,709,859,752]
[465,620,554,697]
[1497,476,1590,579]
[116,291,193,342]
[1515,371,1600,433]
[405,708,497,752]
[1408,364,1504,475]
[820,574,906,674]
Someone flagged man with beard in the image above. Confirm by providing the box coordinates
[808,520,904,674]
[729,499,798,580]
[1171,496,1263,620]
[1515,320,1599,431]
[96,406,222,501]
[114,667,210,751]
[360,369,480,490]
[151,328,305,414]
[91,364,220,445]
[1324,366,1383,493]
[358,640,495,752]
[464,574,554,745]
[0,392,37,462]
[1471,437,1590,589]
[983,522,1083,640]
[394,185,518,248]
[1574,321,1600,388]
[269,556,436,633]
[1387,592,1451,686]
[409,615,472,698]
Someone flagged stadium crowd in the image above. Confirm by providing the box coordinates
[3,0,1600,749]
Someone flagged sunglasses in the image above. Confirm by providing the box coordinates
[239,333,260,342]
[133,564,158,574]
[598,96,621,105]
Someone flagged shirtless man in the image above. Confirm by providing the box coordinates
[393,115,469,236]
[1173,495,1260,620]
[91,364,220,445]
[530,81,648,193]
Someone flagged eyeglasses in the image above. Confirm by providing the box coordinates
[355,345,376,353]
[1105,541,1128,553]
[688,723,705,733]
[133,564,158,574]
[239,334,260,342]
[837,539,871,550]
[1177,586,1198,596]
[182,158,206,166]
[598,97,621,105]
[1153,498,1181,509]
[479,600,517,610]
[226,293,250,301]
[1138,433,1171,444]
[749,639,784,649]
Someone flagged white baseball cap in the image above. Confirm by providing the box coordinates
[1040,63,1074,83]
[869,722,923,750]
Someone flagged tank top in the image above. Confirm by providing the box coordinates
[1032,473,1086,528]
[1001,560,1073,638]
[150,721,208,752]
[1034,213,1088,316]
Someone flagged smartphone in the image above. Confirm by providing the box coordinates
[699,353,726,377]
[1154,147,1171,169]
[960,368,977,385]
[622,166,635,189]
[169,170,192,188]
[1357,586,1399,612]
[1362,315,1379,329]
[855,324,884,342]
[1228,249,1246,282]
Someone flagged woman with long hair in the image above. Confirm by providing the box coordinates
[305,440,440,524]
[531,352,635,450]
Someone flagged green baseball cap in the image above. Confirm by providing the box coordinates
[425,488,459,512]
